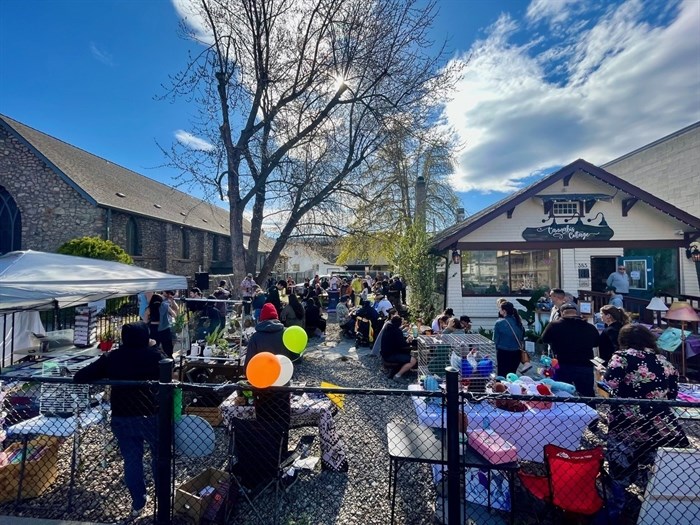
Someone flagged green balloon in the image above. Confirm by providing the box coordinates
[283,325,308,354]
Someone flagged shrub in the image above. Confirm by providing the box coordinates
[57,236,133,265]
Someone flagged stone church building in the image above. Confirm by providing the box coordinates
[0,114,275,277]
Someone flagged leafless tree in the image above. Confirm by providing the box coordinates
[163,0,460,288]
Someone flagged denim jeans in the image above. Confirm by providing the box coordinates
[111,415,158,510]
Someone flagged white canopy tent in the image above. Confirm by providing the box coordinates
[1,250,188,368]
[0,250,187,313]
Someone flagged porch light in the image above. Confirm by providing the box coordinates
[687,242,700,263]
[451,250,461,265]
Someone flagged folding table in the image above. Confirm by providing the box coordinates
[7,406,103,507]
[386,421,517,525]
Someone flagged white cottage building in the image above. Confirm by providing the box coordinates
[431,159,700,330]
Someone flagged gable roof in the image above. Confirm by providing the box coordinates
[431,158,700,251]
[0,114,275,252]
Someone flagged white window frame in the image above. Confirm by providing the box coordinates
[552,201,580,217]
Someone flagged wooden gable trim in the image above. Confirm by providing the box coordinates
[433,159,700,251]
[622,198,639,217]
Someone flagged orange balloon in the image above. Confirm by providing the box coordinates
[246,352,282,388]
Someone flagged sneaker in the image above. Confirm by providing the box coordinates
[131,495,149,517]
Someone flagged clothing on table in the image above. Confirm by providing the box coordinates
[542,317,599,396]
[606,271,630,294]
[599,321,623,363]
[74,322,165,511]
[604,348,689,485]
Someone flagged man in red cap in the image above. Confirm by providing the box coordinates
[244,303,294,367]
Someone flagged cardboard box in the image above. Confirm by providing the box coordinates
[174,467,228,523]
[0,435,62,504]
[184,406,223,427]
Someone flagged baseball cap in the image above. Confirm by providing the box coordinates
[560,302,579,313]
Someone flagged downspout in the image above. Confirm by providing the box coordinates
[438,250,449,311]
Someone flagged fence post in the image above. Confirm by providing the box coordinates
[445,366,460,525]
[156,358,174,525]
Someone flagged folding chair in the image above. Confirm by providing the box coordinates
[227,416,315,525]
[519,444,607,523]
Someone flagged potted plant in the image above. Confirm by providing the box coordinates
[203,326,226,357]
[98,328,115,351]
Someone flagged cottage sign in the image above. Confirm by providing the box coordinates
[522,216,614,242]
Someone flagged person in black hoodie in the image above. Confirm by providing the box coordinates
[380,315,417,380]
[244,303,295,366]
[74,321,166,517]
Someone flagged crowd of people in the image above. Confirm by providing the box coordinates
[89,271,691,513]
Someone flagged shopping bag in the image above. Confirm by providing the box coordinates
[465,467,511,511]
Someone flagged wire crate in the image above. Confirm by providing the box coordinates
[417,334,497,392]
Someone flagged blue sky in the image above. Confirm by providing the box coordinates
[1,0,698,219]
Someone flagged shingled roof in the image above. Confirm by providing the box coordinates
[431,158,700,252]
[1,115,277,252]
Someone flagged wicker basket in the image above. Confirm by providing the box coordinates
[0,435,62,504]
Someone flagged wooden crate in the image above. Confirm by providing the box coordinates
[0,435,62,504]
[185,406,223,427]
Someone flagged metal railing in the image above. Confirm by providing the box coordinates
[0,367,698,524]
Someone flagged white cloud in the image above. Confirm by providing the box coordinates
[174,129,215,151]
[443,0,700,194]
[526,0,583,26]
[89,42,114,66]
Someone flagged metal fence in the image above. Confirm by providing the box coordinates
[0,367,699,524]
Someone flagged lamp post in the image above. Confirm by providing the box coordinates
[664,301,700,381]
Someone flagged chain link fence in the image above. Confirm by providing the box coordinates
[0,367,698,524]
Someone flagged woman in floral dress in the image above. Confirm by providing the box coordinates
[604,324,689,487]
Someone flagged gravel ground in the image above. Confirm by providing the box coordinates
[2,323,698,525]
[0,324,443,525]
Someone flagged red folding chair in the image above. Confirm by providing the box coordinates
[519,444,606,522]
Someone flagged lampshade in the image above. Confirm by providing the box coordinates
[664,301,700,322]
[646,297,669,312]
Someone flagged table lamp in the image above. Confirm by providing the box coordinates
[646,297,668,327]
[664,301,700,380]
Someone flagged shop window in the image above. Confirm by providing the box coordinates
[552,201,580,217]
[462,249,559,296]
[0,186,21,255]
[125,217,141,256]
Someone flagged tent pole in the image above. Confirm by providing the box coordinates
[53,299,59,330]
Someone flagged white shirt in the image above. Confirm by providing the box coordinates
[374,298,393,316]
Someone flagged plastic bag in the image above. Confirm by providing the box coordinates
[465,468,511,511]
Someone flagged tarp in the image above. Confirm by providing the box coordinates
[0,250,187,312]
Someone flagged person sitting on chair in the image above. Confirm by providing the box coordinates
[380,315,417,380]
[336,295,355,337]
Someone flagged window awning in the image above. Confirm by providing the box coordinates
[535,193,614,203]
